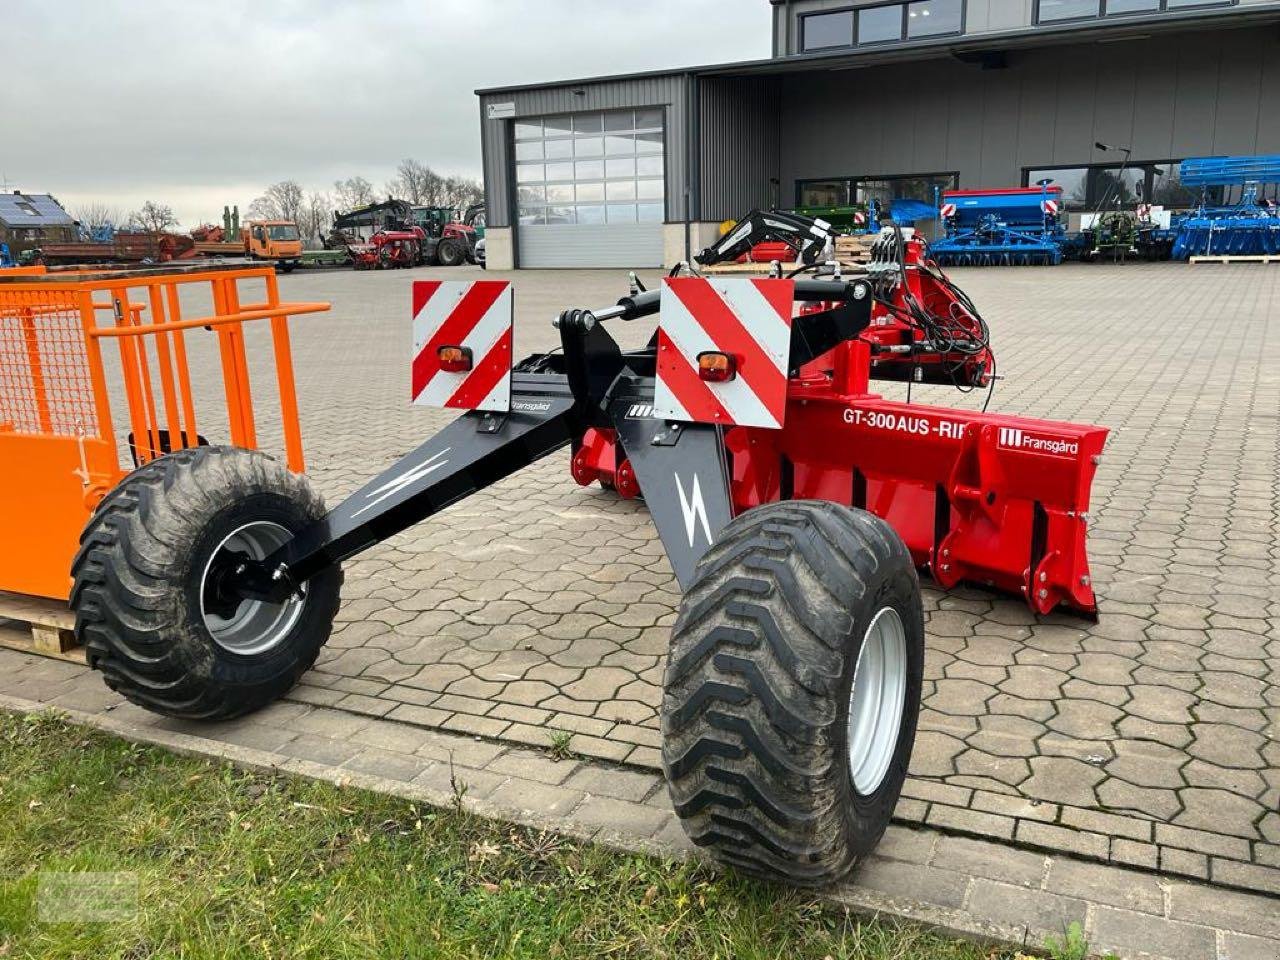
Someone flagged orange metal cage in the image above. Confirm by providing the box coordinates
[0,263,329,599]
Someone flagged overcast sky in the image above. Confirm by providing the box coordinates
[1,0,769,227]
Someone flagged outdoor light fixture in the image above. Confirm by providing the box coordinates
[697,351,737,383]
[437,345,473,372]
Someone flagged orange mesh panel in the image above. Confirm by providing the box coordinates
[0,289,97,437]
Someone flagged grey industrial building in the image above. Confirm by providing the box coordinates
[476,0,1280,270]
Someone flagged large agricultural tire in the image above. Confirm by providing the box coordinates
[70,446,342,721]
[435,238,465,267]
[662,500,924,886]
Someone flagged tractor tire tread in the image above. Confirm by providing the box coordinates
[71,446,342,720]
[662,499,921,887]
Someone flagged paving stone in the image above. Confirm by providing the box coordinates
[969,791,1058,823]
[931,836,1044,886]
[1046,699,1123,740]
[385,703,452,729]
[1187,725,1267,769]
[1168,882,1280,940]
[486,778,583,818]
[1210,859,1280,897]
[1091,906,1217,960]
[1096,778,1183,821]
[1015,821,1109,860]
[413,763,507,802]
[277,733,362,767]
[486,749,580,786]
[1160,846,1210,880]
[1060,806,1153,842]
[563,765,659,802]
[286,684,346,708]
[570,796,670,838]
[849,859,970,910]
[1219,932,1280,960]
[874,825,937,865]
[1020,756,1106,808]
[924,805,1014,840]
[1045,858,1163,915]
[208,722,298,753]
[288,706,372,739]
[908,730,965,777]
[334,693,396,717]
[1110,838,1159,871]
[965,879,1086,934]
[341,747,430,783]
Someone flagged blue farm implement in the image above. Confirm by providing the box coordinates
[930,186,1066,266]
[1170,155,1280,259]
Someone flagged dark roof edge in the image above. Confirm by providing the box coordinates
[475,3,1280,96]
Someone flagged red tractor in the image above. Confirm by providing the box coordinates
[69,228,1106,889]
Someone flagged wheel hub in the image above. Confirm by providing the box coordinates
[199,521,305,656]
[846,606,908,796]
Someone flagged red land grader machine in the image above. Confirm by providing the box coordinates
[66,224,1106,887]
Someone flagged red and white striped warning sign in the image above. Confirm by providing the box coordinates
[654,277,793,429]
[411,280,513,412]
[1042,199,1060,216]
[940,203,957,218]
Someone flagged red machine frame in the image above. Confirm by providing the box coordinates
[572,241,1104,616]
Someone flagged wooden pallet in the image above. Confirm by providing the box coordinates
[701,260,803,275]
[0,592,84,664]
[1189,255,1280,264]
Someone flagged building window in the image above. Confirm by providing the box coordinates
[797,172,959,210]
[859,5,905,43]
[800,2,964,53]
[1025,160,1207,210]
[1105,0,1159,12]
[797,180,852,207]
[907,0,963,37]
[1037,0,1100,20]
[512,108,665,226]
[801,10,854,50]
[1027,168,1089,208]
[1037,0,1235,22]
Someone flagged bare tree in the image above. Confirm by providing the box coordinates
[300,191,331,244]
[248,180,304,224]
[333,176,375,211]
[387,158,444,205]
[131,200,178,234]
[440,175,484,211]
[75,202,123,234]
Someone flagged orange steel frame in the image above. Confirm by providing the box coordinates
[0,265,328,600]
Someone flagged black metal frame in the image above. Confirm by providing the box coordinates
[229,277,874,604]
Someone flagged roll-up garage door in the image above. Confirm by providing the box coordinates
[513,108,665,268]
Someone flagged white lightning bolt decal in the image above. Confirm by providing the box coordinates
[352,448,452,518]
[674,472,712,548]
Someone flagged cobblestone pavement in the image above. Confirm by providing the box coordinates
[4,673,1278,960]
[25,263,1280,905]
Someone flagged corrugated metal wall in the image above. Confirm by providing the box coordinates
[698,76,783,221]
[479,74,690,230]
[777,27,1280,195]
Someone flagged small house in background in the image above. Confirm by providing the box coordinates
[0,191,77,258]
